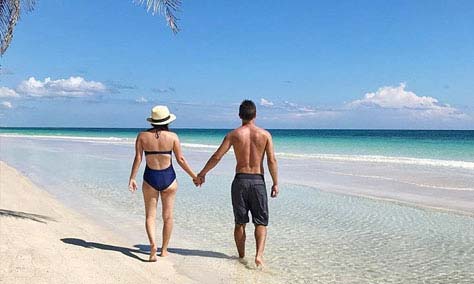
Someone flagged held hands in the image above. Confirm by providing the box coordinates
[128,179,138,193]
[192,173,206,187]
[271,184,279,198]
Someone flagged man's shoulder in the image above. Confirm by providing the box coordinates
[228,126,245,136]
[255,126,271,137]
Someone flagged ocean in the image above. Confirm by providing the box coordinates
[1,128,474,283]
[2,127,474,164]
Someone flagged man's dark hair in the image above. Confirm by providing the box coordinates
[239,100,256,121]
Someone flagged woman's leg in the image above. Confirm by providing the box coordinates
[159,180,177,257]
[143,181,159,262]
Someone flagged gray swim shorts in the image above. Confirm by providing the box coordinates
[231,173,269,226]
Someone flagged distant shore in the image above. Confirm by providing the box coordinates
[0,161,194,284]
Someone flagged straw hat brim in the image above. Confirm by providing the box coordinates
[147,113,176,125]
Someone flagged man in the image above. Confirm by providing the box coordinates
[196,100,279,267]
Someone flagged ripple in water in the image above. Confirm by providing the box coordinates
[174,180,474,283]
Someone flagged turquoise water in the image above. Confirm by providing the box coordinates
[1,136,473,283]
[1,128,474,163]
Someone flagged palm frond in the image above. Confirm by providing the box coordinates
[0,0,35,56]
[134,0,181,34]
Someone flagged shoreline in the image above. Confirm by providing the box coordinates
[1,133,474,172]
[1,137,474,283]
[0,161,195,283]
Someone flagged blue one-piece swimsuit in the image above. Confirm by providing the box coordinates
[143,150,176,191]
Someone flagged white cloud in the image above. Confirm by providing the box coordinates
[0,87,19,98]
[17,76,107,97]
[349,83,466,119]
[292,110,340,119]
[350,83,438,109]
[258,99,341,122]
[282,101,317,113]
[1,101,12,108]
[298,106,315,112]
[260,98,274,107]
[283,101,297,108]
[135,96,148,103]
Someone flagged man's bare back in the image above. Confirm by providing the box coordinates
[228,124,270,175]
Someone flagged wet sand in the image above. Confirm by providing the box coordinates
[0,161,195,284]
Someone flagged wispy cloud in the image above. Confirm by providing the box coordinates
[151,87,175,94]
[1,101,12,108]
[107,81,137,92]
[17,76,107,97]
[135,96,148,103]
[0,87,19,98]
[348,83,467,119]
[257,99,342,122]
[260,98,274,107]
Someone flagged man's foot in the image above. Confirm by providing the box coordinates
[255,256,264,268]
[238,257,248,265]
[149,244,157,262]
[160,249,169,257]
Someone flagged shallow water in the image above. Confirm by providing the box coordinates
[1,137,474,283]
[2,128,474,163]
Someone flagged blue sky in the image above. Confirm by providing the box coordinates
[0,0,473,129]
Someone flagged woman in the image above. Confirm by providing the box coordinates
[128,105,198,262]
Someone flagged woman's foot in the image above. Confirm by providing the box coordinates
[255,256,264,268]
[160,248,169,257]
[149,244,158,262]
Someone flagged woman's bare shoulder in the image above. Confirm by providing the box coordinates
[167,131,179,141]
[137,130,152,139]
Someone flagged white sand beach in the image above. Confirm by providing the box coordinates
[0,161,195,284]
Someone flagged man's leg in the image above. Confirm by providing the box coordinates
[231,177,249,259]
[254,225,267,267]
[234,224,246,258]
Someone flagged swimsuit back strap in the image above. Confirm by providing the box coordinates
[144,150,172,155]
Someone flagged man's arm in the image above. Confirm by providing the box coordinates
[265,132,279,197]
[198,134,232,182]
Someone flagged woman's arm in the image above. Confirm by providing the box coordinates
[129,133,143,192]
[173,135,197,180]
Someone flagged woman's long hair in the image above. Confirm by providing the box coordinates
[149,124,169,138]
[152,124,169,131]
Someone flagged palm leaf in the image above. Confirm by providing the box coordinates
[134,0,181,34]
[0,0,35,56]
[0,0,181,56]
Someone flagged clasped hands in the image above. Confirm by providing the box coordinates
[192,173,205,187]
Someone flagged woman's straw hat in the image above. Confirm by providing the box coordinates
[146,105,176,125]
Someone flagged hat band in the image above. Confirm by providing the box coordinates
[150,115,171,123]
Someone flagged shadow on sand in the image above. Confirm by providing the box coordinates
[61,238,232,262]
[134,244,232,259]
[61,238,149,262]
[0,209,56,223]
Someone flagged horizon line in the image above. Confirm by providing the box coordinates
[1,126,473,131]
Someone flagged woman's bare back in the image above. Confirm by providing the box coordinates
[139,130,176,170]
